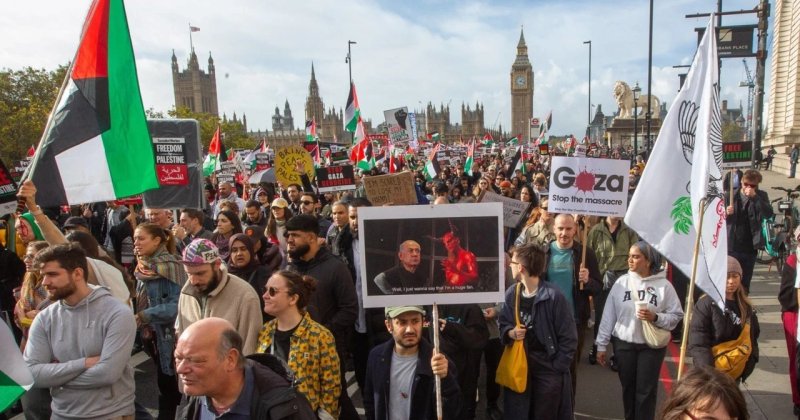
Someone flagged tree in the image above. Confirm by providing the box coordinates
[721,121,744,143]
[0,65,68,161]
[167,106,252,151]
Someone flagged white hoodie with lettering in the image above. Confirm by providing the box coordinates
[595,271,684,351]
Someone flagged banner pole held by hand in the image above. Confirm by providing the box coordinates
[432,302,443,420]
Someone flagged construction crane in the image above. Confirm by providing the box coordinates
[739,59,755,143]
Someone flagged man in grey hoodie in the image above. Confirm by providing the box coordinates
[23,243,137,420]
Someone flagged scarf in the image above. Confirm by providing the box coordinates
[227,233,260,279]
[135,244,187,286]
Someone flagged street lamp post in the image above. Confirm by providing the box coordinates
[633,82,641,158]
[584,40,592,125]
[345,40,357,83]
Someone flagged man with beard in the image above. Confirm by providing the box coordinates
[23,243,136,419]
[363,306,462,420]
[284,214,359,419]
[373,240,427,294]
[176,239,263,355]
[298,192,332,238]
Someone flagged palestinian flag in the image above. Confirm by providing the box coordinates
[305,119,317,142]
[24,0,158,207]
[482,132,494,147]
[202,126,225,176]
[344,82,360,133]
[507,136,519,146]
[0,323,33,412]
[423,143,441,181]
[427,132,441,142]
[350,137,374,171]
[464,139,475,176]
[506,146,526,179]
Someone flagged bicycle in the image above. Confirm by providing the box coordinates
[758,186,800,271]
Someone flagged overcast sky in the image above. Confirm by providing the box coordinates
[1,0,768,139]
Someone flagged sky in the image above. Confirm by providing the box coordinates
[0,0,768,140]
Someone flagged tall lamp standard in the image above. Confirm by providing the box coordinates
[632,82,641,158]
[583,40,592,125]
[345,40,357,83]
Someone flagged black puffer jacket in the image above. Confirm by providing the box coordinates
[688,294,760,381]
[779,254,798,313]
[726,188,773,252]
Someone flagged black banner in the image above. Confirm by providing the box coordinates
[0,157,19,217]
[696,25,756,58]
[316,165,356,193]
[153,137,189,186]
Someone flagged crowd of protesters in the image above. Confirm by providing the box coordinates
[0,141,790,420]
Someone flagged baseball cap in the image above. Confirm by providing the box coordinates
[271,198,288,208]
[63,216,89,230]
[385,306,426,319]
[182,238,220,266]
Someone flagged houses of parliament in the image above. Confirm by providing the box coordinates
[171,30,534,147]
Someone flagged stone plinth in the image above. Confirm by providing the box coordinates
[605,116,662,153]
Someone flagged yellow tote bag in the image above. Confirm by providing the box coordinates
[495,282,528,393]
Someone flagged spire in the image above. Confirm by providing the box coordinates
[308,63,319,97]
[516,27,528,57]
[207,52,215,73]
[311,62,316,82]
[171,49,178,72]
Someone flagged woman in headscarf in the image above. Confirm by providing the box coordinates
[227,233,271,322]
[595,241,683,420]
[133,223,187,420]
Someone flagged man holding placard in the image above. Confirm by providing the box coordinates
[363,306,463,420]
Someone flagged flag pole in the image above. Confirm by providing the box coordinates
[677,198,708,380]
[432,302,443,420]
[580,219,589,291]
[729,169,734,206]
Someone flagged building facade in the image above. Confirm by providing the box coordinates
[510,29,534,142]
[171,50,219,116]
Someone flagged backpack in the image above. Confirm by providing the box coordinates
[247,353,317,420]
[711,320,752,380]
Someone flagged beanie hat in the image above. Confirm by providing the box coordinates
[727,256,743,277]
[182,238,220,266]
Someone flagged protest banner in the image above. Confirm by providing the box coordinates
[363,171,417,206]
[480,190,532,228]
[142,119,205,210]
[255,153,270,171]
[274,145,315,185]
[316,166,356,193]
[548,156,630,217]
[329,150,349,166]
[152,137,189,186]
[539,144,549,155]
[383,107,411,144]
[721,141,753,168]
[0,157,19,217]
[358,203,505,307]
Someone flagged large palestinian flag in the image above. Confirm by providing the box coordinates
[25,0,158,207]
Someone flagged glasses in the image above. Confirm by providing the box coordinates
[742,182,757,188]
[300,200,314,205]
[266,287,289,297]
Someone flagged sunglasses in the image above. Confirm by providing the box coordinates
[266,287,289,297]
[742,182,757,188]
[300,200,314,205]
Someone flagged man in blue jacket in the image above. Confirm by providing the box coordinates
[364,306,463,420]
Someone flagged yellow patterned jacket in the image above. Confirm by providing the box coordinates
[256,312,341,416]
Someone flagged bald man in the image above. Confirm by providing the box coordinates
[373,240,428,295]
[175,317,315,419]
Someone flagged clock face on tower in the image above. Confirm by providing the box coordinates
[515,75,526,88]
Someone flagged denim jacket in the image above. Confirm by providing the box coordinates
[138,276,181,375]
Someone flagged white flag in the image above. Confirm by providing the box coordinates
[625,16,726,308]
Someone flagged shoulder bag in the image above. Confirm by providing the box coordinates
[495,282,528,393]
[629,279,671,349]
[712,320,752,379]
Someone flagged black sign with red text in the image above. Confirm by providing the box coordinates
[153,137,189,186]
[316,165,356,193]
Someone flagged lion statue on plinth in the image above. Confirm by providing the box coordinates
[613,81,660,119]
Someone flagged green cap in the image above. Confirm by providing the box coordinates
[385,305,426,319]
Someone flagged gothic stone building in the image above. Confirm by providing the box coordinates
[171,49,219,116]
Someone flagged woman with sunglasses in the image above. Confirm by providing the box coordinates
[514,199,555,249]
[257,270,341,418]
[596,241,683,420]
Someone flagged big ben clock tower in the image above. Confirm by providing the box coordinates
[510,29,534,142]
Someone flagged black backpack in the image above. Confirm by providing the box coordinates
[246,353,317,420]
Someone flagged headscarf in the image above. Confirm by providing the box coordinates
[227,233,259,278]
[135,244,187,286]
[633,240,663,275]
[18,213,44,241]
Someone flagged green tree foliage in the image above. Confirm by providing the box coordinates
[0,65,68,161]
[721,121,744,143]
[167,106,252,152]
